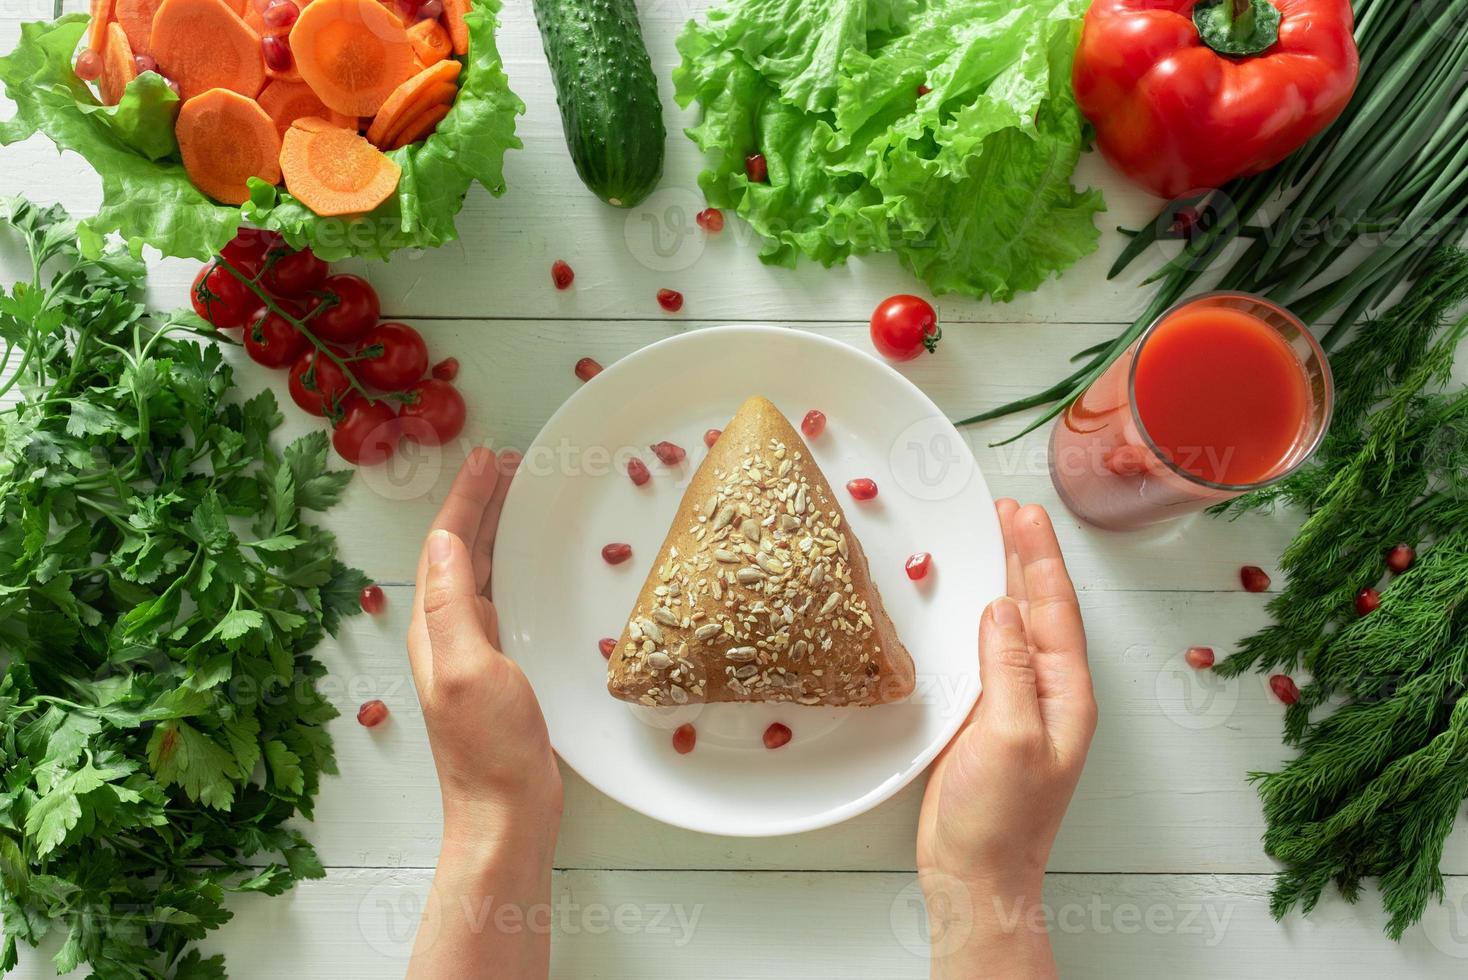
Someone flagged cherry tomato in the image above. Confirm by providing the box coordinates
[332,395,399,465]
[220,227,283,280]
[354,322,428,391]
[243,305,307,368]
[399,379,466,446]
[306,274,380,344]
[287,347,352,417]
[191,263,258,330]
[870,294,941,362]
[261,245,328,297]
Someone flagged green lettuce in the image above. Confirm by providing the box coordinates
[0,7,522,261]
[673,0,1104,301]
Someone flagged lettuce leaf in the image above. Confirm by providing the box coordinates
[0,6,522,261]
[673,0,1104,301]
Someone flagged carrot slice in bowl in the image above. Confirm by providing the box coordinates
[280,117,401,216]
[177,88,282,204]
[88,0,117,57]
[442,0,469,55]
[150,0,266,101]
[363,59,458,148]
[406,18,450,67]
[99,22,138,105]
[257,79,357,137]
[290,0,416,116]
[115,0,160,56]
[383,100,449,150]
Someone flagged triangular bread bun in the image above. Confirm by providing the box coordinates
[607,396,915,707]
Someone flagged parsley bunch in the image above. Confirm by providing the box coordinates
[1216,248,1468,938]
[0,198,367,977]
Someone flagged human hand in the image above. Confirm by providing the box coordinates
[916,501,1096,975]
[408,447,563,847]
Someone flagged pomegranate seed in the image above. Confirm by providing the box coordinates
[847,478,878,501]
[1240,565,1271,593]
[262,0,299,28]
[651,441,686,465]
[1355,587,1381,617]
[703,428,722,448]
[1269,675,1300,706]
[672,723,697,754]
[696,208,724,233]
[763,722,792,750]
[745,152,768,183]
[1386,544,1416,574]
[133,53,157,74]
[431,357,460,381]
[657,288,684,313]
[262,35,293,72]
[916,83,932,96]
[574,356,603,382]
[801,410,826,438]
[417,0,443,17]
[598,637,617,660]
[551,259,575,289]
[356,699,389,727]
[1185,646,1216,670]
[602,542,632,565]
[905,552,932,581]
[627,457,650,486]
[359,584,385,615]
[75,49,102,81]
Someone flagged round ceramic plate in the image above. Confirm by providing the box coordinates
[494,326,1003,836]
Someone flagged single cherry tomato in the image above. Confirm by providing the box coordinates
[870,294,941,362]
[261,245,327,296]
[191,263,258,330]
[354,322,429,390]
[75,49,102,81]
[306,274,380,344]
[287,347,352,417]
[332,395,399,465]
[243,306,307,368]
[399,379,466,446]
[1355,587,1381,617]
[220,228,283,279]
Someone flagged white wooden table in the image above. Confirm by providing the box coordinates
[5,2,1468,976]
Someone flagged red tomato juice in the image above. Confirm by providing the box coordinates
[1132,306,1311,486]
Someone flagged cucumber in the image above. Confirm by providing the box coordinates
[532,0,665,208]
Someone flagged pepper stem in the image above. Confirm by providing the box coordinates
[1193,0,1280,58]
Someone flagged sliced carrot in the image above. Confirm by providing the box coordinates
[176,88,281,204]
[150,0,266,101]
[88,0,117,58]
[406,18,450,67]
[114,0,160,55]
[99,22,137,105]
[441,0,469,55]
[280,117,401,216]
[384,100,449,150]
[289,0,415,116]
[257,79,356,137]
[363,59,458,148]
[221,0,248,12]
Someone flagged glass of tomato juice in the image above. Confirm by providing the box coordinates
[1048,292,1333,530]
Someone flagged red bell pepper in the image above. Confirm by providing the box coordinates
[1073,0,1359,199]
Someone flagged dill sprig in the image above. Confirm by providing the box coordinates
[1210,248,1468,938]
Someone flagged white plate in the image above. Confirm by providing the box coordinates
[494,326,1003,836]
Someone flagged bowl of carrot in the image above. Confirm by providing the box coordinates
[0,0,522,260]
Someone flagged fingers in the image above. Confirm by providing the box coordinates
[977,596,1044,739]
[995,498,1027,606]
[473,449,520,595]
[422,529,495,680]
[1012,504,1096,753]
